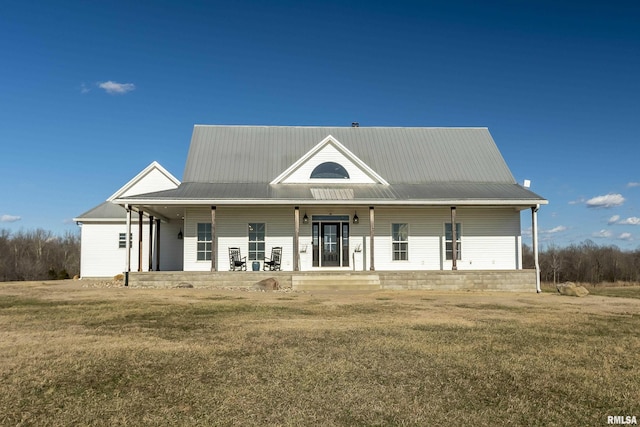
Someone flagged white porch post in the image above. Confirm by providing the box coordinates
[532,205,541,293]
[138,210,144,272]
[148,215,154,271]
[294,207,300,271]
[155,218,161,271]
[451,206,458,270]
[125,204,132,286]
[211,206,217,272]
[369,206,375,271]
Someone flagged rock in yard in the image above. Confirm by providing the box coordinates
[556,282,589,297]
[253,277,279,291]
[176,282,194,288]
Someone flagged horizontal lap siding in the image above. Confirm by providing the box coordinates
[80,222,148,277]
[184,207,294,271]
[183,206,522,272]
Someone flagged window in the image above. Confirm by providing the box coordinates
[445,223,462,260]
[392,223,408,261]
[248,223,265,261]
[310,162,349,179]
[118,233,132,249]
[197,223,212,261]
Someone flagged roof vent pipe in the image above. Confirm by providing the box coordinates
[351,122,359,127]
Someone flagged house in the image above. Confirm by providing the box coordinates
[75,125,547,289]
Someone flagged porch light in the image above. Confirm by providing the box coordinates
[302,213,309,224]
[177,229,183,240]
[353,213,359,224]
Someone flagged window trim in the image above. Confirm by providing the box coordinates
[118,233,132,249]
[197,223,212,261]
[391,223,409,261]
[248,222,266,261]
[310,162,350,179]
[444,222,462,261]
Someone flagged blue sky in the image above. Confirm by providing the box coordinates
[1,0,639,249]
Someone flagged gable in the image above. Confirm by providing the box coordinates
[271,135,388,185]
[107,161,180,201]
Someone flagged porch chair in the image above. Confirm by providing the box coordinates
[263,247,282,271]
[228,247,247,271]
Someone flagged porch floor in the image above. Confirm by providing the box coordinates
[128,270,537,292]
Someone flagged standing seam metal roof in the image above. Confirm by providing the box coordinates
[182,126,516,184]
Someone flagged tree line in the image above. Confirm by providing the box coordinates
[1,227,638,284]
[0,229,80,281]
[523,240,640,285]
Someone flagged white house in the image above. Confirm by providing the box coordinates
[75,125,547,287]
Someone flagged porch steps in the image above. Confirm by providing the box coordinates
[292,273,381,291]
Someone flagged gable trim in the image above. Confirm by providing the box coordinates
[270,135,389,186]
[107,161,181,201]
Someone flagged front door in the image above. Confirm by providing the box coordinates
[321,223,340,266]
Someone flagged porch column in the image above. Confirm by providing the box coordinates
[451,207,457,270]
[138,210,143,272]
[369,206,375,271]
[125,204,132,286]
[155,218,161,271]
[532,205,541,293]
[294,207,300,271]
[148,215,154,271]
[211,206,217,272]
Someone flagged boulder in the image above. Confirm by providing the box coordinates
[252,277,279,291]
[176,282,194,288]
[556,282,589,297]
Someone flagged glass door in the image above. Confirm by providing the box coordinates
[321,223,340,266]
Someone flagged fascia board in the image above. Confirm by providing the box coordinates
[107,161,181,201]
[114,197,548,207]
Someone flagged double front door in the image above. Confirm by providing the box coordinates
[312,222,349,267]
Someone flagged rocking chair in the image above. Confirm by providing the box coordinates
[228,247,247,271]
[263,247,282,271]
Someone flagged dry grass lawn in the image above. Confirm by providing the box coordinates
[1,280,639,426]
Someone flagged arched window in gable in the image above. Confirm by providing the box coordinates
[310,162,350,179]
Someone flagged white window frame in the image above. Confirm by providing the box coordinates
[197,223,212,261]
[445,222,462,261]
[118,233,132,249]
[248,223,266,261]
[392,223,409,261]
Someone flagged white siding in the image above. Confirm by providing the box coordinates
[80,219,183,277]
[184,207,295,271]
[282,144,377,184]
[120,168,178,197]
[182,206,522,272]
[79,221,148,277]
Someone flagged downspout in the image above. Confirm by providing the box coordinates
[531,205,541,293]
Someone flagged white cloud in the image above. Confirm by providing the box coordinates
[80,82,91,94]
[627,182,640,188]
[568,198,585,205]
[593,229,612,238]
[618,232,633,241]
[98,81,135,94]
[618,217,640,225]
[1,214,21,223]
[608,215,620,225]
[538,225,567,235]
[585,193,625,208]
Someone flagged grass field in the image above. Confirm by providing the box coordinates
[1,281,639,426]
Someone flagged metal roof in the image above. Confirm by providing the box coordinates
[74,201,126,221]
[124,182,545,205]
[183,126,517,184]
[112,125,547,207]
